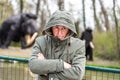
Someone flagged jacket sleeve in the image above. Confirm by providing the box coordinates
[49,44,86,80]
[29,37,64,75]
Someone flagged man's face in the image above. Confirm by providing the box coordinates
[52,25,69,40]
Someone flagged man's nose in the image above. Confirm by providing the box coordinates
[58,30,62,36]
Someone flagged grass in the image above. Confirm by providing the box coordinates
[86,55,120,69]
[86,63,120,69]
[93,31,120,61]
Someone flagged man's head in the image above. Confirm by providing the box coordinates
[52,25,69,40]
[42,10,77,40]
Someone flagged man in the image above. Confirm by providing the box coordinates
[81,27,94,61]
[29,10,86,80]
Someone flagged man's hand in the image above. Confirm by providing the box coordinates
[64,62,71,69]
[38,53,45,60]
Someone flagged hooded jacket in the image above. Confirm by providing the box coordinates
[29,10,86,80]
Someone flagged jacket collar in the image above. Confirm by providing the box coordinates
[50,36,70,46]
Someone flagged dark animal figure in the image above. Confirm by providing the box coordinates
[80,27,94,61]
[0,13,38,49]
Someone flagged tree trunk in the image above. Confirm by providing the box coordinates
[44,0,51,17]
[92,0,101,32]
[58,0,64,10]
[0,0,13,24]
[99,0,110,31]
[38,0,50,35]
[20,0,23,13]
[36,0,40,16]
[82,0,86,29]
[113,0,120,58]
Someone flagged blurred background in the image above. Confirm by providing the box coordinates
[0,0,120,69]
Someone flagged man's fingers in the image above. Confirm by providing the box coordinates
[38,53,45,59]
[64,62,71,69]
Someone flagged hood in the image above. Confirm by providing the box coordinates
[42,10,77,37]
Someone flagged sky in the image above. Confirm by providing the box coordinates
[10,0,120,30]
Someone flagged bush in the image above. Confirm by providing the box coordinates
[93,31,118,60]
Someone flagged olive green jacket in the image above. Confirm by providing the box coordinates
[29,10,86,80]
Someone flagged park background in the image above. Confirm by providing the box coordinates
[0,0,120,69]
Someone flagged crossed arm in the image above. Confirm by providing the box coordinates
[38,53,71,69]
[29,38,86,80]
[29,50,85,80]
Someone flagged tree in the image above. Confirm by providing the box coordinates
[99,0,110,31]
[37,0,50,35]
[44,0,51,16]
[75,18,81,38]
[19,0,24,13]
[0,0,13,24]
[82,0,86,29]
[113,0,120,58]
[36,0,40,16]
[92,0,101,32]
[58,0,64,10]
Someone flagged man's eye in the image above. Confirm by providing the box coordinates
[62,27,66,30]
[53,26,58,29]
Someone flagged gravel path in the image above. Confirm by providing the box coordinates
[0,47,31,58]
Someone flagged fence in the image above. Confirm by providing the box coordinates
[0,56,120,80]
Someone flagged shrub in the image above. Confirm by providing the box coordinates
[93,31,118,60]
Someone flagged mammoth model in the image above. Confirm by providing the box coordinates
[0,13,38,49]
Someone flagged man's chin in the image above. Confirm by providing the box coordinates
[59,38,66,41]
[58,37,64,40]
[54,36,65,40]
